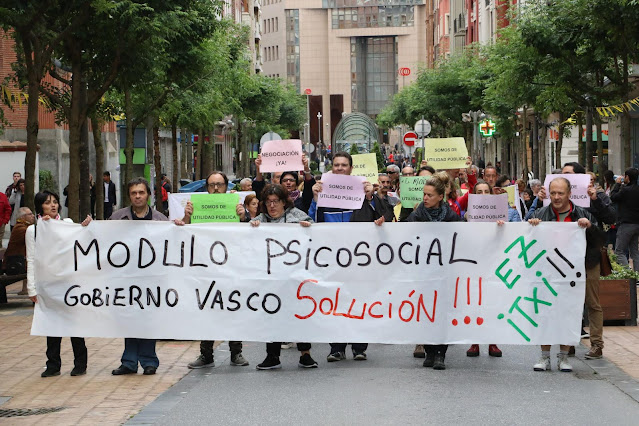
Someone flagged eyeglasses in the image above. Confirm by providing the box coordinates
[207,182,226,188]
[281,178,296,183]
[265,199,283,206]
[387,171,398,174]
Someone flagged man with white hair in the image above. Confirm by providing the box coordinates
[239,178,253,191]
[529,179,542,198]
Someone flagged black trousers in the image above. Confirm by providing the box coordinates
[200,340,242,361]
[424,344,448,356]
[104,202,113,219]
[330,343,368,354]
[46,337,87,371]
[266,342,311,357]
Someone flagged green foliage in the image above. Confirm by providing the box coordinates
[349,143,359,156]
[39,170,57,193]
[601,250,639,281]
[372,142,385,171]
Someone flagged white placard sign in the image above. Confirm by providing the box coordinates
[317,173,366,210]
[542,174,591,208]
[466,194,509,222]
[32,220,586,345]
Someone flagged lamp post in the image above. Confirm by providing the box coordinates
[317,111,322,163]
[462,110,485,161]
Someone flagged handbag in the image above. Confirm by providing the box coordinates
[600,248,612,277]
[5,255,26,275]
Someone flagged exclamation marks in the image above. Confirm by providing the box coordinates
[546,248,582,287]
[452,277,483,326]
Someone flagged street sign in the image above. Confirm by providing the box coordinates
[304,88,312,95]
[398,67,411,76]
[479,119,496,137]
[414,119,431,138]
[259,131,282,148]
[403,131,418,147]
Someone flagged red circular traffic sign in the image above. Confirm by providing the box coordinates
[304,88,312,95]
[398,67,411,77]
[403,131,418,147]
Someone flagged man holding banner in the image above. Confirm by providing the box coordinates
[182,171,250,369]
[110,178,172,376]
[529,177,605,371]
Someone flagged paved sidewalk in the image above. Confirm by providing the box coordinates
[0,282,202,425]
[2,278,639,424]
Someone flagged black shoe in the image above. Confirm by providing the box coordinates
[256,355,281,370]
[433,354,446,370]
[423,352,434,368]
[143,366,157,375]
[298,353,319,368]
[112,365,137,375]
[70,366,86,376]
[41,368,60,378]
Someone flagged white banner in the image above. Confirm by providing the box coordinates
[31,221,587,345]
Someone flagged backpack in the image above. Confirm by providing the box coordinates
[161,186,168,202]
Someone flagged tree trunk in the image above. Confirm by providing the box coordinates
[24,57,40,211]
[622,54,631,168]
[206,129,215,174]
[556,113,564,170]
[67,50,84,223]
[532,113,539,179]
[521,106,528,180]
[91,118,105,219]
[586,107,594,171]
[172,122,179,191]
[596,115,606,183]
[577,115,585,166]
[181,128,188,179]
[124,89,135,205]
[187,130,194,180]
[153,125,163,212]
[539,118,547,181]
[196,129,204,180]
[79,81,91,219]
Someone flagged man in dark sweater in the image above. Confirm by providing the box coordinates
[610,167,639,272]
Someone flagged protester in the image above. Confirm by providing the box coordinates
[401,166,415,176]
[253,154,286,199]
[161,175,172,214]
[9,179,26,230]
[377,173,399,208]
[0,191,10,248]
[386,164,400,190]
[239,178,253,191]
[610,168,639,272]
[249,184,318,370]
[183,171,249,369]
[417,166,436,177]
[407,172,462,370]
[27,191,92,377]
[494,176,522,222]
[280,160,315,214]
[465,180,506,358]
[528,177,604,371]
[109,178,183,376]
[244,194,260,219]
[603,170,615,196]
[5,171,21,201]
[560,162,614,359]
[482,166,499,189]
[103,171,117,219]
[4,207,34,294]
[309,152,384,361]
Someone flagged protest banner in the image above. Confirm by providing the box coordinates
[466,194,509,222]
[169,192,255,221]
[32,220,586,345]
[317,173,366,209]
[503,185,522,219]
[190,193,240,223]
[542,174,591,208]
[351,153,379,181]
[259,139,304,173]
[423,138,469,169]
[399,176,430,208]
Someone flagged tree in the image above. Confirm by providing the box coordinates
[372,142,385,171]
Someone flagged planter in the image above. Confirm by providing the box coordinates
[599,278,637,326]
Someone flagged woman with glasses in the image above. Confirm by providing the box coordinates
[250,184,318,370]
[279,170,315,214]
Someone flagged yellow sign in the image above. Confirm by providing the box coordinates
[423,138,468,170]
[351,153,379,182]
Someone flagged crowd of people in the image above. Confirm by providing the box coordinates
[1,151,639,377]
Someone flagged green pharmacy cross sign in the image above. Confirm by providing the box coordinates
[479,119,496,137]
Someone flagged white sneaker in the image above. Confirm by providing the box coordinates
[557,354,573,372]
[533,356,551,371]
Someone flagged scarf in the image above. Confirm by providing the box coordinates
[289,190,301,201]
[420,203,448,222]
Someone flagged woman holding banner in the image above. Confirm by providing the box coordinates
[464,180,506,358]
[26,191,92,377]
[407,172,462,370]
[250,184,319,370]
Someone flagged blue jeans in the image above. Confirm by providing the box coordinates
[121,338,159,370]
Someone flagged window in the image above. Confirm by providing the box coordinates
[331,6,415,29]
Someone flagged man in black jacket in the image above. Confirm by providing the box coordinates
[103,171,117,219]
[529,177,606,371]
[610,168,639,272]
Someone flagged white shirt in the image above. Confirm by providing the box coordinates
[104,182,110,202]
